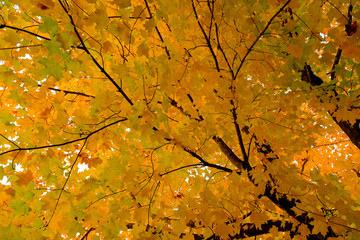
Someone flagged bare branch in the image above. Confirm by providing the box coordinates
[0,134,20,148]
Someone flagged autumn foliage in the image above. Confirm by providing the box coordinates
[1,0,360,239]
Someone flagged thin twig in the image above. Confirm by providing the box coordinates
[183,147,233,173]
[247,133,255,162]
[86,189,126,209]
[159,164,202,176]
[191,0,220,72]
[0,44,42,50]
[45,139,87,226]
[0,118,127,156]
[58,0,133,105]
[234,0,291,79]
[147,181,160,225]
[39,84,95,98]
[326,0,349,23]
[154,26,171,59]
[215,23,235,79]
[0,134,20,148]
[80,227,96,240]
[0,24,51,41]
[313,140,350,148]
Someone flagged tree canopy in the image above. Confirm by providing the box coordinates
[1,0,360,239]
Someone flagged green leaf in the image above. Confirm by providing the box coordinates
[38,58,63,81]
[10,200,30,216]
[0,110,16,126]
[42,39,63,56]
[38,16,60,36]
[0,223,22,239]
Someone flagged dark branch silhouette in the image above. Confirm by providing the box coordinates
[0,24,51,41]
[58,0,134,106]
[234,0,291,79]
[0,118,127,156]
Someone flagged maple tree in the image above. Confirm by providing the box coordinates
[1,0,360,239]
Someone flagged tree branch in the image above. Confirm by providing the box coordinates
[0,44,43,51]
[212,136,251,171]
[80,227,96,240]
[330,117,360,150]
[183,147,233,173]
[191,0,220,72]
[0,118,127,156]
[45,139,87,227]
[230,100,249,163]
[0,24,51,41]
[330,47,342,80]
[168,96,203,121]
[215,23,236,79]
[159,164,203,176]
[234,0,291,79]
[212,134,338,240]
[327,46,360,150]
[86,189,126,209]
[154,26,171,59]
[300,49,360,150]
[58,0,133,106]
[40,84,95,98]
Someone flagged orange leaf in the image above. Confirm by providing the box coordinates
[15,170,33,186]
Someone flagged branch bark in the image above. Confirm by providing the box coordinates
[212,135,338,240]
[212,136,251,171]
[0,24,51,41]
[300,49,360,150]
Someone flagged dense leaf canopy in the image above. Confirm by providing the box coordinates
[1,0,360,239]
